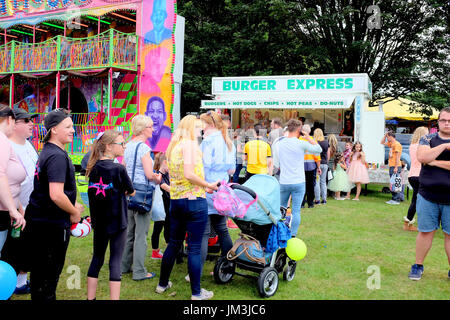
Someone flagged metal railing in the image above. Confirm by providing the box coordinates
[30,112,134,156]
[13,38,58,72]
[0,29,138,74]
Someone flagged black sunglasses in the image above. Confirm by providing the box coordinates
[0,108,16,119]
[15,118,32,123]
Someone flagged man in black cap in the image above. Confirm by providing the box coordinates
[23,108,83,300]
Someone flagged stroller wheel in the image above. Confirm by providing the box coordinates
[257,267,279,298]
[214,256,235,284]
[283,260,297,282]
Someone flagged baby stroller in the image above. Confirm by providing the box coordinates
[213,175,296,298]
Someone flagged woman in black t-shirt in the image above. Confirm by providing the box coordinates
[85,130,134,300]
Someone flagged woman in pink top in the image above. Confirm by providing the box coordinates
[404,126,429,231]
[0,105,26,256]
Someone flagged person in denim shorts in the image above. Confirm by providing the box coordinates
[408,107,450,281]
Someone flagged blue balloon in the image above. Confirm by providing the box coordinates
[0,261,17,300]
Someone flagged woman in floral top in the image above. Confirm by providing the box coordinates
[156,115,218,301]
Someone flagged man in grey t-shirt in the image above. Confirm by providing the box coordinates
[268,118,284,145]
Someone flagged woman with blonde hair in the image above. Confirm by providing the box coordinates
[404,126,429,231]
[121,115,162,281]
[327,134,338,161]
[199,111,235,273]
[313,129,330,204]
[156,115,218,300]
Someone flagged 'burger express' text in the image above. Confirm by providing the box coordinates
[222,77,354,92]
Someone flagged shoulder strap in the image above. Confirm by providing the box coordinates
[27,139,39,157]
[131,142,143,183]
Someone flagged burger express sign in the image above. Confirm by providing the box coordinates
[211,74,371,96]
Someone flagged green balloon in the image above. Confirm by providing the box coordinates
[286,238,307,261]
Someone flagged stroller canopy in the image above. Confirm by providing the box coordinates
[234,175,281,225]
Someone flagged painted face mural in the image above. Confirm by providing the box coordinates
[141,46,170,96]
[144,0,172,45]
[139,0,175,153]
[146,97,166,135]
[145,96,171,151]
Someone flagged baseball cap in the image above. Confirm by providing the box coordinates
[42,108,71,143]
[44,108,70,131]
[13,108,39,120]
[0,106,16,119]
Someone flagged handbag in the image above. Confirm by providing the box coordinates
[390,173,402,193]
[327,168,334,181]
[227,233,268,265]
[212,180,258,218]
[150,185,166,221]
[128,142,155,213]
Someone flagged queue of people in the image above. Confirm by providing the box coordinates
[0,105,448,302]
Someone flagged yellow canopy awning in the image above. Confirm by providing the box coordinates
[375,97,439,121]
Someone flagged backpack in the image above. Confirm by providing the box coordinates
[212,180,257,219]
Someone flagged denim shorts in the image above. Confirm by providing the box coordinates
[416,194,450,235]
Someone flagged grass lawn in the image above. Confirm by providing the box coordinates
[10,184,450,300]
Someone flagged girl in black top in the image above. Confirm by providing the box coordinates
[86,130,135,300]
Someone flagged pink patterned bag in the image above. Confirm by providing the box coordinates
[212,181,257,218]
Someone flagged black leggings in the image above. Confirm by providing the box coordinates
[407,177,420,221]
[152,221,165,249]
[302,169,316,207]
[87,228,127,281]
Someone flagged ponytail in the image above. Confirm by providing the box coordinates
[200,111,233,151]
[86,139,101,178]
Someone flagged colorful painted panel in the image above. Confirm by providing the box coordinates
[1,0,93,17]
[139,0,175,153]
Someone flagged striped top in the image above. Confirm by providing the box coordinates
[299,137,321,171]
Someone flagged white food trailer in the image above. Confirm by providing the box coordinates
[200,73,385,165]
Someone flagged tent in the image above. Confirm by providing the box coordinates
[374,97,439,120]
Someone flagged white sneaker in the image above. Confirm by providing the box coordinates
[155,281,173,294]
[336,197,345,201]
[185,274,190,282]
[386,200,400,205]
[191,288,214,300]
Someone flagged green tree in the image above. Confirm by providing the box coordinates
[177,0,449,115]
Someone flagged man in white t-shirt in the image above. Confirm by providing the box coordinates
[275,119,322,237]
[3,108,39,295]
